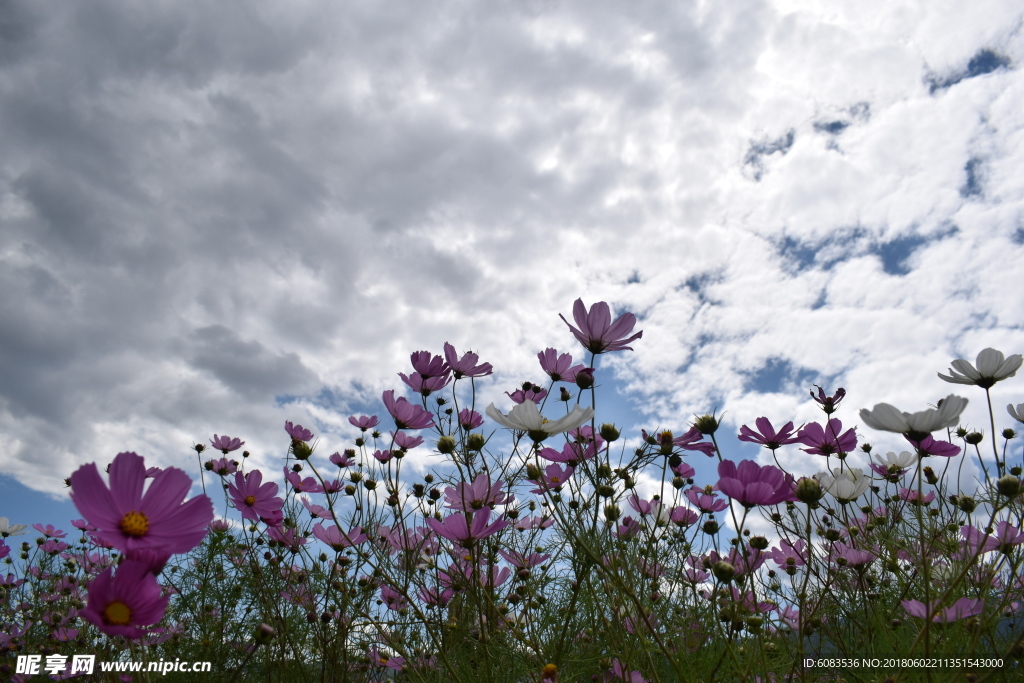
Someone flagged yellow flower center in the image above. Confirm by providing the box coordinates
[244,495,257,506]
[104,600,132,625]
[551,477,560,484]
[120,511,149,537]
[543,663,558,676]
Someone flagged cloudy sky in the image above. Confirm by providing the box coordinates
[2,0,1023,529]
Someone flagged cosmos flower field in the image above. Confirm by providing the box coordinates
[2,299,1024,682]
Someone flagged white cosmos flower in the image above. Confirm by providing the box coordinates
[859,395,968,435]
[485,402,594,438]
[872,450,918,472]
[0,517,28,537]
[1008,403,1024,425]
[938,348,1022,389]
[815,468,870,504]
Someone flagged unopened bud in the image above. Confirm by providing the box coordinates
[965,432,983,445]
[526,464,542,481]
[923,466,938,485]
[604,505,621,522]
[1002,428,1016,440]
[436,436,456,454]
[597,485,615,498]
[997,475,1022,498]
[712,561,735,582]
[599,423,620,442]
[575,368,595,390]
[467,433,486,451]
[363,479,377,491]
[672,476,685,489]
[702,520,719,535]
[693,412,720,435]
[795,477,823,504]
[749,535,769,550]
[596,464,612,478]
[292,439,313,460]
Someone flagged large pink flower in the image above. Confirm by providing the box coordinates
[80,560,170,639]
[716,459,795,507]
[69,452,212,556]
[382,390,435,430]
[425,509,509,545]
[228,470,284,524]
[559,299,643,354]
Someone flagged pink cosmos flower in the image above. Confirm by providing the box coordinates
[538,441,595,465]
[962,522,1024,555]
[410,350,448,378]
[616,517,641,539]
[444,342,493,379]
[830,543,877,567]
[228,470,284,524]
[300,497,331,519]
[899,488,935,505]
[382,390,435,430]
[419,584,455,607]
[528,463,575,494]
[312,524,368,552]
[348,415,380,431]
[768,539,807,571]
[208,458,238,476]
[738,417,802,450]
[506,385,548,404]
[380,583,409,611]
[209,434,244,453]
[391,430,424,450]
[686,486,729,513]
[904,433,960,457]
[373,449,394,463]
[538,348,586,382]
[425,509,509,545]
[80,560,170,639]
[673,426,717,457]
[560,298,643,354]
[716,459,796,507]
[267,526,306,552]
[797,418,858,457]
[444,473,513,511]
[811,386,845,414]
[458,408,484,430]
[902,597,984,623]
[285,421,314,441]
[673,461,696,479]
[330,451,356,467]
[515,515,555,530]
[399,370,451,396]
[69,452,212,556]
[32,524,67,538]
[498,549,550,569]
[284,468,322,494]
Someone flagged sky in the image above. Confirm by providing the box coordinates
[1,0,1024,534]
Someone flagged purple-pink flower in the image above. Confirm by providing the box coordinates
[80,560,170,639]
[210,434,244,453]
[285,421,314,442]
[410,351,448,378]
[228,470,284,524]
[382,390,435,430]
[811,385,845,414]
[560,298,643,354]
[313,523,368,551]
[444,342,492,379]
[797,418,858,457]
[902,597,984,623]
[538,348,585,382]
[348,415,380,431]
[738,417,801,450]
[904,433,961,457]
[506,385,548,404]
[962,522,1024,555]
[716,459,796,507]
[685,486,729,513]
[527,463,574,494]
[444,473,513,511]
[425,509,509,546]
[458,408,484,430]
[69,452,213,556]
[399,370,451,396]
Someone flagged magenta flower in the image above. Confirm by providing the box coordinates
[797,418,858,457]
[210,434,244,453]
[899,488,935,505]
[399,370,451,396]
[738,417,801,450]
[527,463,575,494]
[391,430,424,450]
[426,509,509,546]
[373,449,394,463]
[228,470,284,524]
[284,468,322,494]
[32,524,67,539]
[811,386,846,414]
[498,549,551,569]
[538,441,596,465]
[410,350,448,378]
[685,486,729,513]
[670,506,698,527]
[267,525,306,551]
[716,459,796,507]
[829,542,877,567]
[80,560,170,638]
[330,451,356,467]
[506,385,548,404]
[444,473,513,511]
[69,452,212,556]
[673,426,717,457]
[615,516,641,539]
[768,539,806,571]
[902,598,984,622]
[208,458,238,476]
[560,298,643,354]
[538,348,585,382]
[348,415,380,431]
[285,421,314,442]
[382,390,435,430]
[301,497,331,519]
[380,583,409,611]
[904,433,961,457]
[313,523,368,551]
[419,584,455,607]
[458,408,484,430]
[962,522,1024,555]
[444,342,492,379]
[673,461,696,479]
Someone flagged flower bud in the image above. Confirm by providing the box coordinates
[436,436,456,454]
[604,505,621,522]
[795,477,823,504]
[596,464,612,478]
[693,412,720,435]
[467,433,487,451]
[702,520,719,535]
[428,488,441,500]
[599,423,620,442]
[712,561,735,582]
[559,387,572,402]
[997,475,1022,498]
[965,432,983,445]
[749,535,769,550]
[575,368,595,390]
[526,463,542,481]
[923,466,938,485]
[363,479,377,491]
[597,485,615,498]
[255,623,276,646]
[823,529,841,542]
[344,485,356,496]
[1002,428,1016,440]
[672,476,685,490]
[292,439,313,460]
